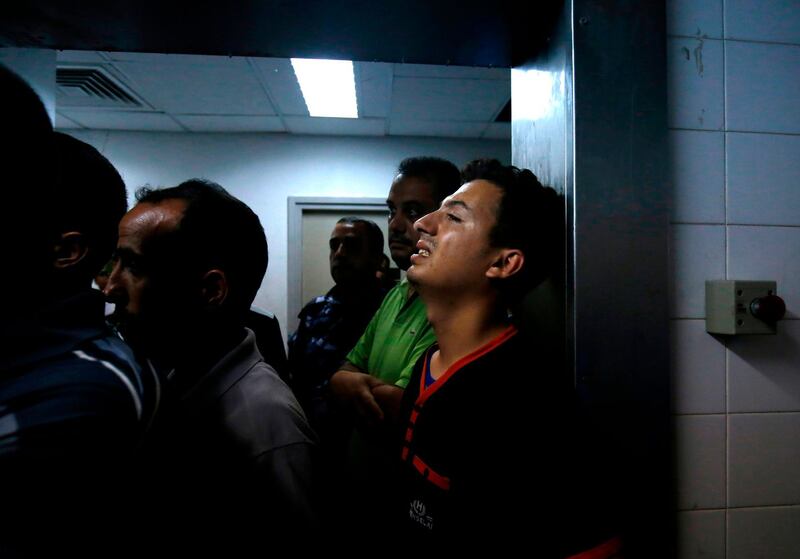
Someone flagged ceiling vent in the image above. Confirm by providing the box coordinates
[57,67,145,109]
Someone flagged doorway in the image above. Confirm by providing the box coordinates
[287,196,389,335]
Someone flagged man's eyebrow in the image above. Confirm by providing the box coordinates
[112,247,140,259]
[443,199,472,212]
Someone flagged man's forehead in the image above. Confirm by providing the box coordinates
[388,175,436,202]
[443,180,501,210]
[120,199,186,241]
[331,221,363,237]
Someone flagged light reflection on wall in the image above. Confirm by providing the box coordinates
[510,68,563,121]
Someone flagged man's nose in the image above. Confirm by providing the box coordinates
[388,212,404,233]
[415,212,434,235]
[103,264,124,301]
[333,243,346,258]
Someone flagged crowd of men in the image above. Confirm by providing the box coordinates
[0,65,620,557]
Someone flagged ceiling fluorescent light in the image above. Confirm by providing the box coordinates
[291,58,358,118]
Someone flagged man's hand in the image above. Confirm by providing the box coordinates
[371,384,404,426]
[329,366,386,427]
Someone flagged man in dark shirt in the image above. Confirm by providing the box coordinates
[288,217,386,426]
[0,66,158,555]
[104,179,317,552]
[396,159,620,555]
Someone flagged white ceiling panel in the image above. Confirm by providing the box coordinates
[248,57,308,116]
[104,52,235,65]
[60,109,184,131]
[356,62,393,118]
[174,114,286,133]
[391,77,509,121]
[57,50,109,64]
[389,120,487,138]
[112,56,275,115]
[55,111,83,129]
[285,116,385,136]
[482,122,511,139]
[393,63,509,81]
[51,51,511,138]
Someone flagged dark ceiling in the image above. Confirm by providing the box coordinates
[2,1,563,68]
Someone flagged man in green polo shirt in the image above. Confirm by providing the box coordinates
[330,156,460,426]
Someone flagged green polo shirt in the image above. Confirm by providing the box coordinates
[346,279,435,388]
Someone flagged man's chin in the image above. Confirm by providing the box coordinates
[110,316,147,352]
[389,250,412,272]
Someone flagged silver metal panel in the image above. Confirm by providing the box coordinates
[512,0,670,554]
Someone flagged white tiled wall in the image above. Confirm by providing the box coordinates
[668,1,800,556]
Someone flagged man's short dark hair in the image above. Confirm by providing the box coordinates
[461,159,564,306]
[397,156,461,204]
[136,179,268,317]
[336,216,384,259]
[53,132,127,280]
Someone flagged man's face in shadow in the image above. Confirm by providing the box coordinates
[104,199,197,362]
[329,221,377,287]
[386,176,438,272]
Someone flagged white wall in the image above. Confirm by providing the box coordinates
[65,129,509,337]
[667,1,800,557]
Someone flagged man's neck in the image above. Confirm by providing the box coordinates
[424,292,509,374]
[169,325,246,387]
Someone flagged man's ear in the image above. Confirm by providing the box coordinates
[53,231,88,270]
[201,269,229,308]
[486,248,524,280]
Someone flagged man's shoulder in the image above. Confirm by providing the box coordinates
[0,329,154,459]
[371,280,413,318]
[2,328,146,408]
[218,360,316,452]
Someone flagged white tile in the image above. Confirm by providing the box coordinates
[56,50,107,64]
[111,57,276,116]
[667,0,723,39]
[393,63,509,80]
[174,114,285,133]
[670,225,726,318]
[105,52,232,65]
[728,321,800,413]
[355,62,393,119]
[59,110,184,132]
[54,111,82,130]
[725,0,800,45]
[726,42,800,134]
[676,415,726,509]
[727,133,800,226]
[671,320,726,414]
[389,120,487,138]
[247,57,307,116]
[284,116,385,136]
[729,413,800,506]
[728,226,800,318]
[391,77,509,122]
[667,38,724,130]
[728,506,800,559]
[669,130,725,223]
[483,122,511,140]
[676,510,725,559]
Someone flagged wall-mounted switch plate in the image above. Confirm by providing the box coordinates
[706,280,780,335]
